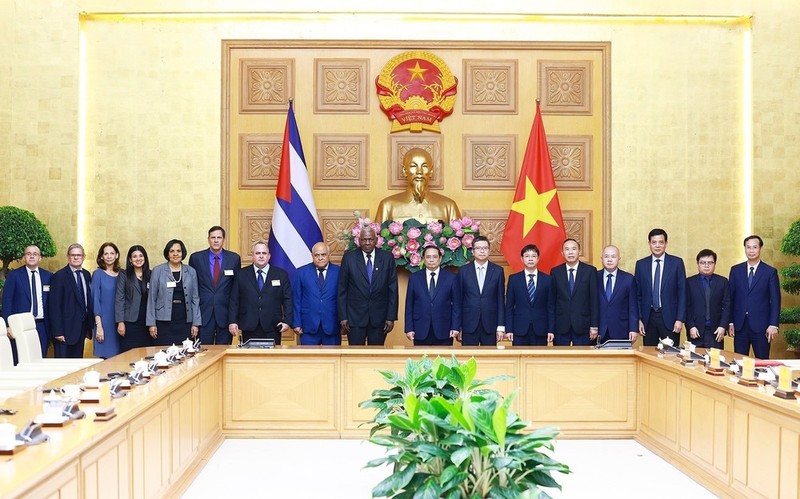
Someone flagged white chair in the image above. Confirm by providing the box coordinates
[0,331,75,381]
[7,313,100,368]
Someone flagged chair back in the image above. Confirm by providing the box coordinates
[8,313,43,363]
[0,317,15,370]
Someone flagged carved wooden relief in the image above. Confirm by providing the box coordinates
[563,210,593,263]
[240,58,294,113]
[462,209,509,264]
[319,209,370,263]
[388,134,443,191]
[538,60,592,115]
[239,133,282,189]
[238,209,273,264]
[463,135,517,190]
[314,58,370,113]
[549,135,592,190]
[463,59,518,114]
[313,134,368,189]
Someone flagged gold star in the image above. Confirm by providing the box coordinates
[510,177,559,236]
[407,61,428,82]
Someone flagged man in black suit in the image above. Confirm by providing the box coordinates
[686,249,730,349]
[189,226,241,345]
[337,226,398,345]
[2,245,52,361]
[550,239,599,346]
[228,241,292,345]
[457,236,505,346]
[47,243,93,358]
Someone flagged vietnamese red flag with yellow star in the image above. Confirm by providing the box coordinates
[501,100,566,273]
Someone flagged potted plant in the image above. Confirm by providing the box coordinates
[779,219,800,356]
[360,356,570,498]
[0,206,57,280]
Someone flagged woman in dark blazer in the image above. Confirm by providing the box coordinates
[146,240,201,347]
[115,245,153,352]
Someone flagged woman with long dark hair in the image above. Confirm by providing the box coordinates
[92,242,121,358]
[115,245,153,352]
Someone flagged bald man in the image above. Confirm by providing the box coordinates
[597,245,639,343]
[292,242,341,345]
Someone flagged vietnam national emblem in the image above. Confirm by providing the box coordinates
[375,51,458,133]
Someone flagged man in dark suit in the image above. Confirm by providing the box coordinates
[228,241,292,345]
[2,245,52,361]
[635,228,687,346]
[504,244,555,346]
[728,235,781,358]
[47,243,93,358]
[686,249,730,349]
[456,236,505,346]
[337,226,398,346]
[405,246,461,346]
[550,239,599,346]
[597,245,639,343]
[292,242,341,346]
[189,226,241,345]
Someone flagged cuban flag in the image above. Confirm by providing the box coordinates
[267,100,323,283]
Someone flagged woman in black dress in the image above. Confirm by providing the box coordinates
[115,245,153,353]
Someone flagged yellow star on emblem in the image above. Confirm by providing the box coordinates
[510,177,559,236]
[407,61,428,82]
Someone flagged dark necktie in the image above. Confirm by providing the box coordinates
[318,268,325,289]
[31,270,39,317]
[748,266,754,289]
[257,269,264,291]
[652,259,662,308]
[366,254,373,285]
[702,276,711,324]
[74,270,86,310]
[605,273,613,301]
[568,268,575,295]
[429,271,436,298]
[213,255,221,286]
[527,274,535,303]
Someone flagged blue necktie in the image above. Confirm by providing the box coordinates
[74,270,86,311]
[257,269,264,291]
[605,273,613,301]
[748,266,754,289]
[527,274,535,303]
[31,270,39,317]
[568,268,575,296]
[318,269,325,289]
[366,254,373,286]
[652,259,662,308]
[702,276,711,324]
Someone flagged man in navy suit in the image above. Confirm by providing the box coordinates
[550,239,599,346]
[2,245,52,361]
[292,242,341,346]
[405,246,461,346]
[597,245,639,343]
[635,228,687,346]
[686,249,730,349]
[47,243,93,358]
[337,226,398,346]
[728,235,780,359]
[189,226,241,345]
[228,241,292,345]
[456,236,505,346]
[504,244,555,346]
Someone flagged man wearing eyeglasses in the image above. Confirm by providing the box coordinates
[47,244,94,358]
[2,245,52,361]
[456,236,505,346]
[686,249,730,349]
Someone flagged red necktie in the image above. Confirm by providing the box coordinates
[213,255,221,286]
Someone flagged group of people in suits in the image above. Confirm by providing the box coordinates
[1,225,781,360]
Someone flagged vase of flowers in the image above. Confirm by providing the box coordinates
[343,213,480,272]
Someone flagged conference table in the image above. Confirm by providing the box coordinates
[0,346,797,498]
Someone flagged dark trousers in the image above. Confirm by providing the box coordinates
[35,321,49,358]
[461,324,497,346]
[200,323,233,345]
[513,325,547,346]
[734,317,770,359]
[53,339,85,359]
[696,324,723,349]
[413,327,453,346]
[243,323,282,345]
[300,326,341,346]
[348,325,386,346]
[643,309,678,346]
[553,327,593,346]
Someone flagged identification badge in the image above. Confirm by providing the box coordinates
[167,281,177,288]
[271,279,281,286]
[224,269,234,276]
[43,285,50,292]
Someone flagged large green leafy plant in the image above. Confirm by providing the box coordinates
[779,219,800,349]
[360,356,570,499]
[0,206,57,279]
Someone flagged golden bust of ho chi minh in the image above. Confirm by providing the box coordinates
[376,148,462,223]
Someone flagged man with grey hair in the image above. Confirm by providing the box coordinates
[48,243,93,358]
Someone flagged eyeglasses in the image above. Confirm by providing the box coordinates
[68,253,84,258]
[698,261,716,266]
[473,246,490,251]
[24,252,41,256]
